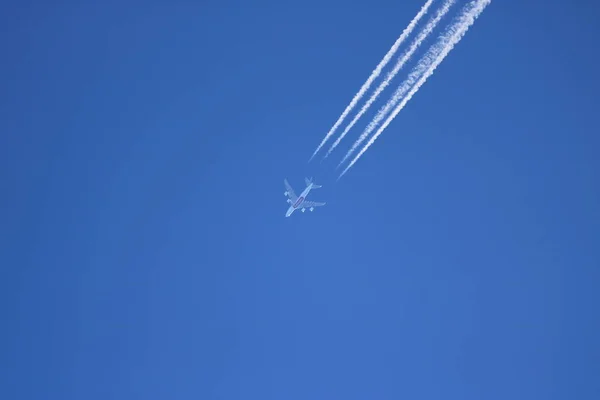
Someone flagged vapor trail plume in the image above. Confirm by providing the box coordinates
[309,0,435,162]
[337,43,439,168]
[325,0,455,159]
[339,0,492,179]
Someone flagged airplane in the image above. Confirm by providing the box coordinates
[284,177,326,217]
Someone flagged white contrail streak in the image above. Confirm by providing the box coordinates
[339,0,492,179]
[337,43,438,168]
[325,0,455,159]
[309,0,435,162]
[338,0,460,169]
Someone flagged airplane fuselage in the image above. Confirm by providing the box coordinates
[285,184,313,217]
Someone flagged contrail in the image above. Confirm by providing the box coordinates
[324,0,456,159]
[309,0,436,162]
[338,0,459,169]
[337,40,440,168]
[339,0,492,179]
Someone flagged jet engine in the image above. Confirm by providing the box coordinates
[310,207,314,212]
[284,191,288,196]
[301,208,305,212]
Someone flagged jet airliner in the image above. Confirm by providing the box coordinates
[284,177,326,217]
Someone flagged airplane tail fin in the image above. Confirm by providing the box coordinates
[305,177,322,188]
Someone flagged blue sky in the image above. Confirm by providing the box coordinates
[2,0,599,399]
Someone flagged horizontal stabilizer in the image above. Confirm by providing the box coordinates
[305,177,322,188]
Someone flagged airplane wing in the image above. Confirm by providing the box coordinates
[284,179,298,202]
[301,200,326,208]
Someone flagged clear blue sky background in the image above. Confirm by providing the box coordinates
[2,0,599,398]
